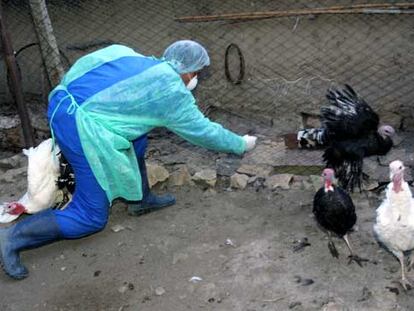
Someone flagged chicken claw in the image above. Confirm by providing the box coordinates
[393,278,413,291]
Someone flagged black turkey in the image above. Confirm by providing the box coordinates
[298,85,394,191]
[313,168,367,266]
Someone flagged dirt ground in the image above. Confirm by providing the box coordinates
[0,109,413,311]
[1,170,414,310]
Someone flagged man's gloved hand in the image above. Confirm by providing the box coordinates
[243,135,257,152]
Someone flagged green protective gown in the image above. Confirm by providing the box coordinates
[49,45,246,202]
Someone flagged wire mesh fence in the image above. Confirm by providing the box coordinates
[1,0,414,186]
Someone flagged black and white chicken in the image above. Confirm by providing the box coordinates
[313,168,367,266]
[298,85,395,191]
[374,160,414,290]
[56,152,75,197]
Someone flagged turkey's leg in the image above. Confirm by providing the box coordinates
[394,251,412,290]
[343,234,368,267]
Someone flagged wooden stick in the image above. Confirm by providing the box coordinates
[0,3,35,147]
[175,3,414,23]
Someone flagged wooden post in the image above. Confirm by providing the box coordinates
[29,0,64,87]
[0,3,35,147]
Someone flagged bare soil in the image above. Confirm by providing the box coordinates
[1,176,414,310]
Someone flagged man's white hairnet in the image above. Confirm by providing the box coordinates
[163,40,210,74]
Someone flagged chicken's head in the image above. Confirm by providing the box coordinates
[2,202,26,216]
[389,160,404,193]
[378,125,395,139]
[322,168,335,192]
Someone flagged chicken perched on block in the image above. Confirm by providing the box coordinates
[374,160,414,290]
[298,85,394,192]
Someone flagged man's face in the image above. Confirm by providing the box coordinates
[180,72,197,86]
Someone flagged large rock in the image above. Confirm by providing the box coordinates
[192,169,217,188]
[0,167,27,183]
[230,173,249,190]
[0,115,23,149]
[146,163,169,188]
[363,157,388,183]
[362,178,379,191]
[169,165,192,187]
[215,156,241,177]
[236,164,272,178]
[378,148,414,167]
[265,174,293,190]
[309,175,323,191]
[365,154,413,184]
[0,111,51,151]
[290,175,308,190]
[379,110,402,129]
[391,133,404,147]
[0,154,26,170]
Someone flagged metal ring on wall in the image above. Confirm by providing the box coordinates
[224,43,245,85]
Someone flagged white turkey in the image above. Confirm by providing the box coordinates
[313,168,367,266]
[298,85,395,192]
[374,160,414,290]
[0,139,74,223]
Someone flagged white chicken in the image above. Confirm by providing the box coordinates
[0,139,65,223]
[374,160,414,290]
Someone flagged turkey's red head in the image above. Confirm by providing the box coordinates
[390,160,404,193]
[2,202,26,216]
[322,168,335,191]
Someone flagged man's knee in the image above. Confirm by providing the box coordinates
[54,201,109,239]
[89,215,108,233]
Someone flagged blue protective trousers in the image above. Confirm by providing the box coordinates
[48,90,147,238]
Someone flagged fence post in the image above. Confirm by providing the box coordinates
[28,0,64,87]
[0,3,35,148]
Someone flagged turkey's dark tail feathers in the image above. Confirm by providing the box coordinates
[334,160,363,193]
[346,160,363,193]
[322,146,343,168]
[323,147,363,192]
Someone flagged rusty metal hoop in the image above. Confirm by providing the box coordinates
[224,43,245,85]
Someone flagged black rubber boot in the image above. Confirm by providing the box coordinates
[0,209,62,280]
[128,157,176,216]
